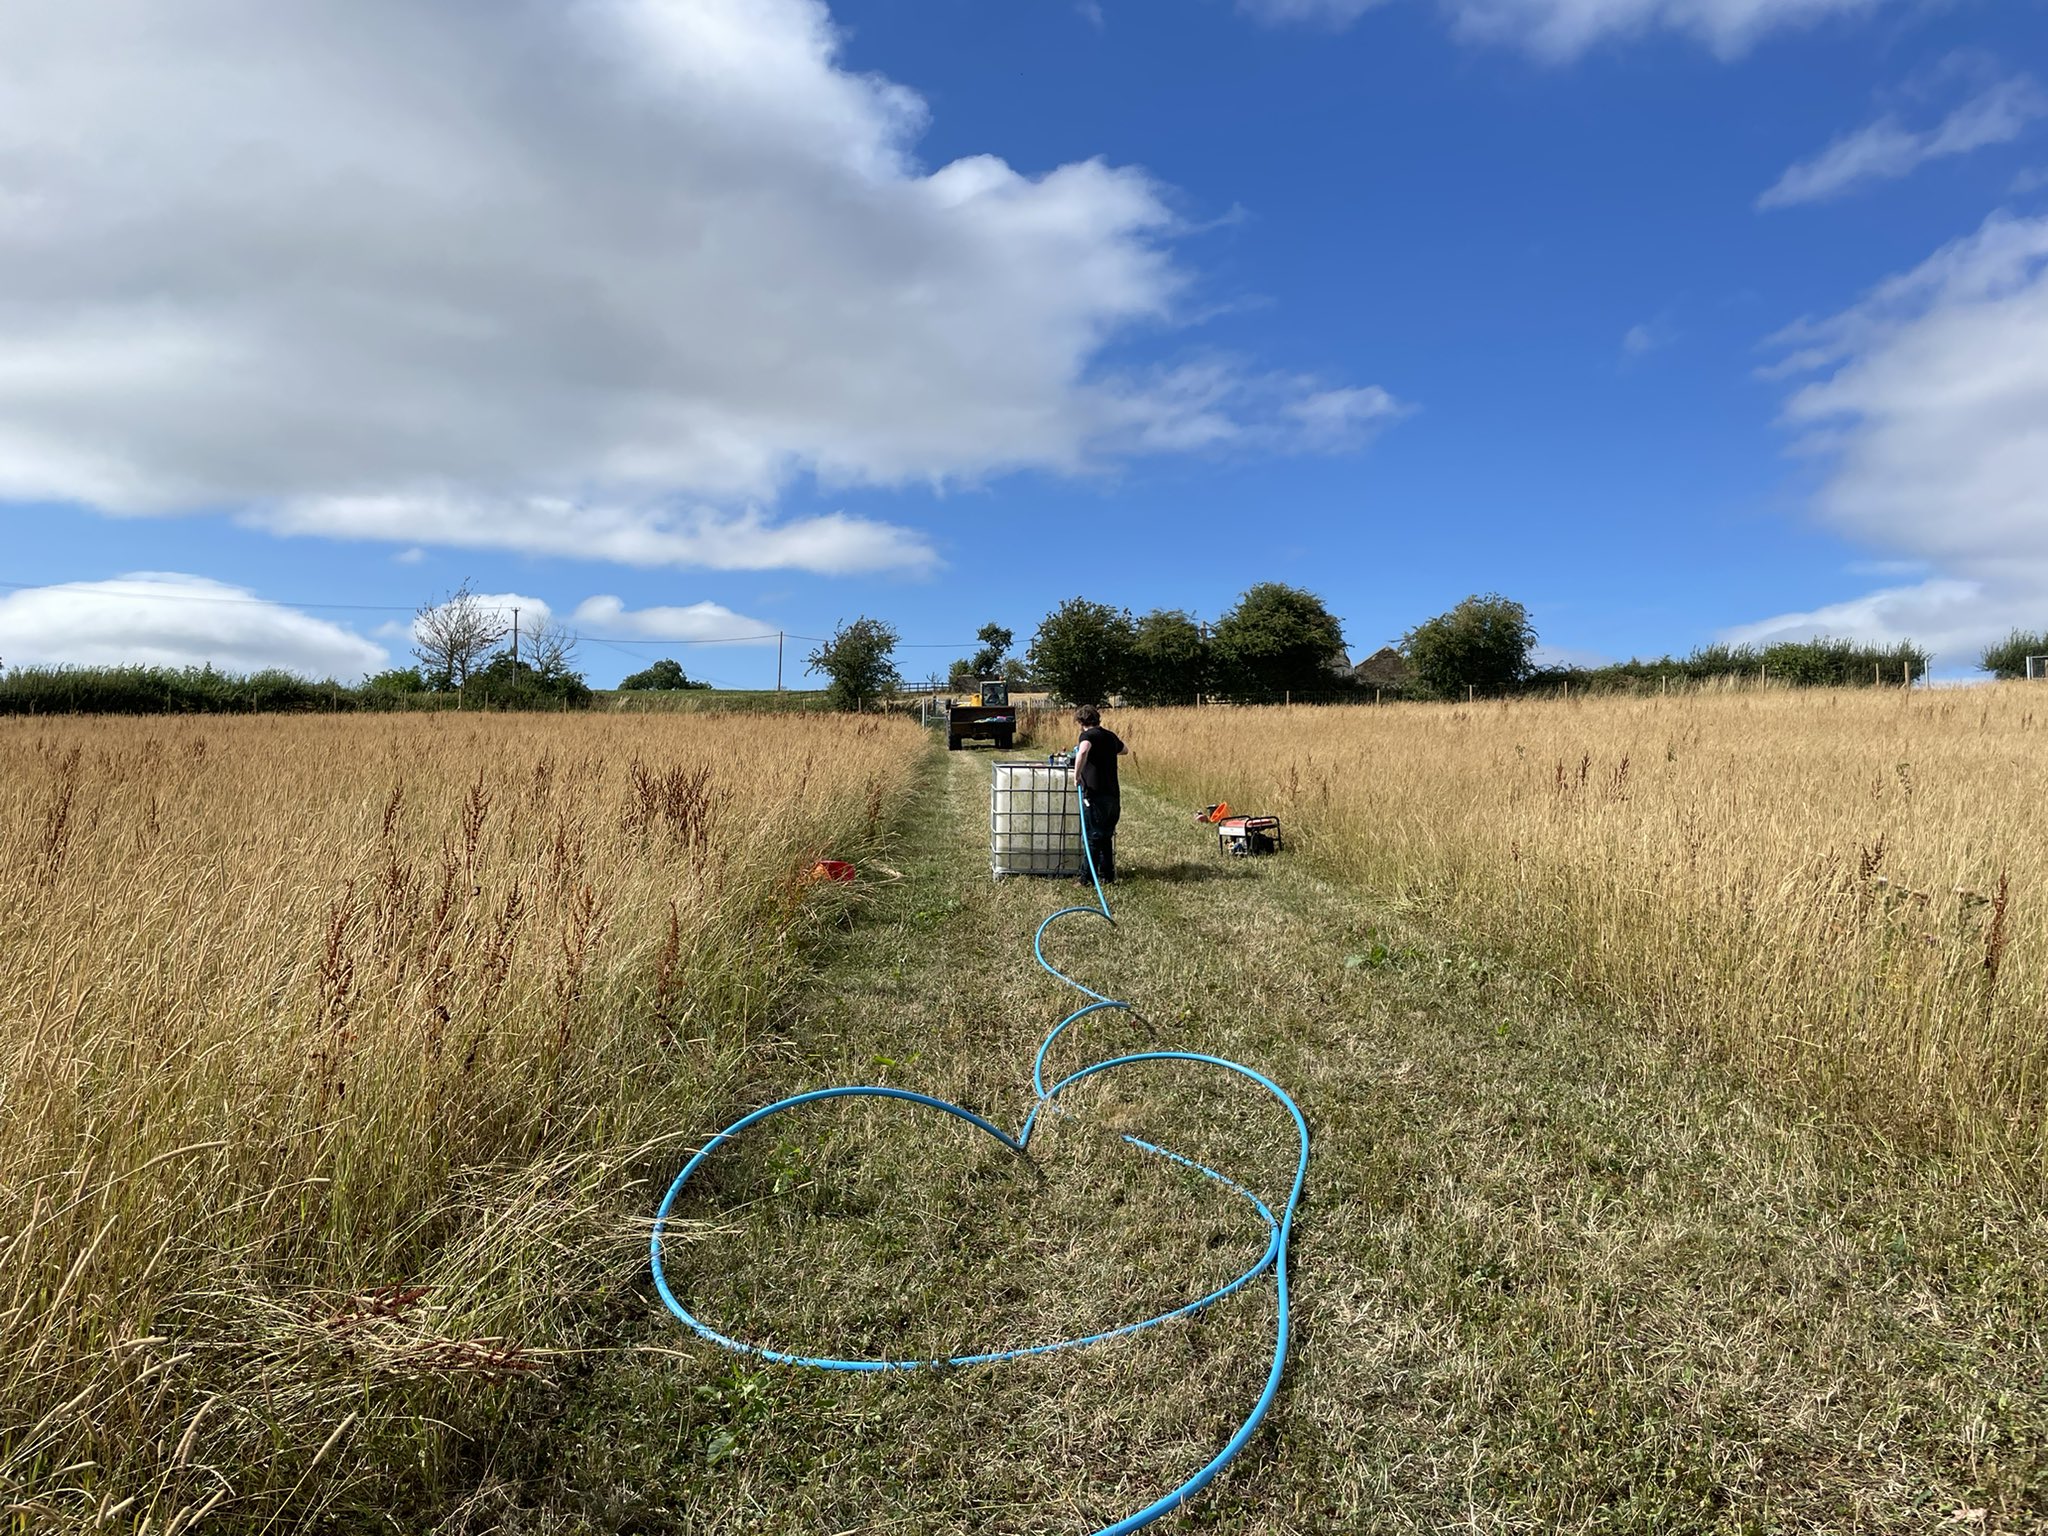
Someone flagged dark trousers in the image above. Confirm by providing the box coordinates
[1081,791,1119,882]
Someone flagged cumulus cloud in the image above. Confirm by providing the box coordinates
[394,589,549,655]
[1759,76,2047,209]
[1744,210,2048,671]
[0,574,387,678]
[263,496,939,577]
[1720,578,2032,667]
[1243,0,1895,59]
[570,596,777,643]
[0,0,1389,575]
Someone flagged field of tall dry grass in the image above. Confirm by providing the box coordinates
[1127,685,2048,1176]
[0,712,918,1533]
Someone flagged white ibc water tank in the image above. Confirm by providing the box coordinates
[991,761,1083,878]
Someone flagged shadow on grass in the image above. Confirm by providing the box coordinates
[1130,860,1261,883]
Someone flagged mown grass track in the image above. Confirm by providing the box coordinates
[493,744,2047,1536]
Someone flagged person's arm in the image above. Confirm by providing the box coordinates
[1072,738,1091,783]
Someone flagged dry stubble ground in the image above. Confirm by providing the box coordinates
[475,746,2046,1535]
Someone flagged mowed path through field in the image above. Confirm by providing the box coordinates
[515,744,2045,1535]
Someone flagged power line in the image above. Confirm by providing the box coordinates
[575,634,739,688]
[573,631,783,645]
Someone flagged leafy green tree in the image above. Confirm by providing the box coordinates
[806,617,901,710]
[472,649,593,708]
[1028,598,1134,706]
[1125,608,1208,706]
[618,658,710,691]
[363,667,427,697]
[1982,630,2048,679]
[1753,637,1929,687]
[1403,594,1535,699]
[1210,584,1347,703]
[970,623,1014,678]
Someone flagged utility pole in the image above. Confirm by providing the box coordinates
[511,608,520,669]
[776,632,784,692]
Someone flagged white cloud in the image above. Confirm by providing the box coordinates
[0,573,386,678]
[1238,0,1390,24]
[1621,316,1678,360]
[402,589,551,653]
[1244,0,1896,59]
[1720,578,2028,670]
[263,496,939,577]
[1090,362,1408,455]
[570,596,777,643]
[0,0,1389,575]
[1447,0,1892,58]
[469,593,553,626]
[1746,210,2048,671]
[1282,385,1409,449]
[1759,76,2047,209]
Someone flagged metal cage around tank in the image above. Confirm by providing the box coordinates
[991,761,1084,878]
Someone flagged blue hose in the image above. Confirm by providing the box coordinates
[651,782,1309,1535]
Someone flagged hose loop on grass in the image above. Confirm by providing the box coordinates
[651,784,1309,1536]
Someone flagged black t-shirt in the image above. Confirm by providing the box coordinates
[1078,727,1122,797]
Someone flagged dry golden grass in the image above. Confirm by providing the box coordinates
[0,712,919,1533]
[1125,685,2048,1176]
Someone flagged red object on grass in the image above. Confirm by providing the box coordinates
[810,859,857,883]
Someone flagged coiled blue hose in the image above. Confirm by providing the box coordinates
[650,782,1309,1535]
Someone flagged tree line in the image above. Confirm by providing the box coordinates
[803,589,1946,708]
[803,585,1352,709]
[3,581,2018,717]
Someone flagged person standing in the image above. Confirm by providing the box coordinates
[1071,706,1126,883]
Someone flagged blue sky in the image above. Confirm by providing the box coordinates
[3,0,2045,685]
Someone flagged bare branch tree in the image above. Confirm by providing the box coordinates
[413,582,509,694]
[525,614,578,680]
